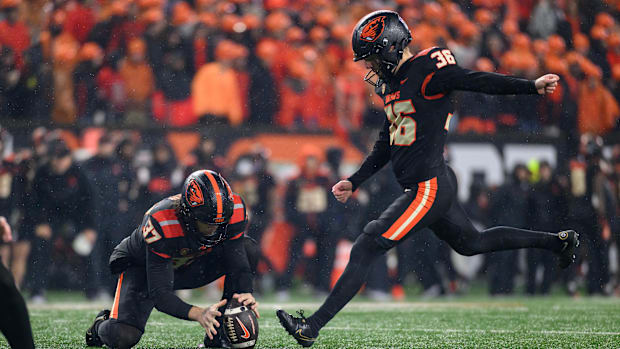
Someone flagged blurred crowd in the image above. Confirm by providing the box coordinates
[0,127,619,302]
[1,0,620,137]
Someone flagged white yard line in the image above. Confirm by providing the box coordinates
[258,324,620,336]
[28,301,530,311]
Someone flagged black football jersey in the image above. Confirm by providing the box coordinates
[348,47,538,189]
[118,193,248,269]
[109,193,250,320]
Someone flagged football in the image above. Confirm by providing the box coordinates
[222,298,259,349]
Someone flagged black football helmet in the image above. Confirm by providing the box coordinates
[179,170,234,247]
[352,10,412,87]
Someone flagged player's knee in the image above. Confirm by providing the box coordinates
[349,234,388,264]
[243,236,260,272]
[99,320,142,349]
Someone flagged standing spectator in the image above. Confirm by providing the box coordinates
[186,137,222,175]
[83,135,129,298]
[115,137,141,227]
[233,149,276,245]
[569,134,614,294]
[526,161,568,294]
[23,31,54,121]
[72,42,105,124]
[119,38,154,125]
[232,149,277,290]
[0,0,30,70]
[50,24,80,124]
[152,50,196,126]
[277,145,332,299]
[528,0,572,41]
[487,165,531,295]
[27,140,96,302]
[334,61,367,136]
[140,141,183,205]
[0,136,21,268]
[192,40,248,126]
[247,48,279,125]
[577,63,619,135]
[0,47,30,118]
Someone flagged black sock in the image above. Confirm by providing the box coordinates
[308,235,386,331]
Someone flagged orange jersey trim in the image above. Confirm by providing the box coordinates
[229,231,244,240]
[382,178,438,241]
[152,209,177,222]
[230,194,245,224]
[151,249,171,259]
[413,46,437,60]
[110,273,124,319]
[204,171,223,219]
[421,72,445,100]
[151,209,184,238]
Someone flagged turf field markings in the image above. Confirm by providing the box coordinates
[259,324,620,336]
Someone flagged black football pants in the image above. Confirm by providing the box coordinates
[0,262,34,349]
[309,167,563,330]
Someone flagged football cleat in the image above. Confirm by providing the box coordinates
[557,230,579,269]
[85,309,110,347]
[203,329,231,348]
[276,310,318,348]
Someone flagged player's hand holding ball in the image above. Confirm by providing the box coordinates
[233,293,259,318]
[193,299,227,340]
[535,74,560,95]
[332,180,353,203]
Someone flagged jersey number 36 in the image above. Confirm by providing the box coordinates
[385,100,416,146]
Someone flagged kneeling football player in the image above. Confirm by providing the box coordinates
[86,170,259,349]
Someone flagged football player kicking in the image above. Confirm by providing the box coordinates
[277,10,579,347]
[86,170,259,349]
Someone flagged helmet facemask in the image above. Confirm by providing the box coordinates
[178,200,228,247]
[362,40,404,87]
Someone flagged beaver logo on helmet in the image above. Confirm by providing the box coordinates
[186,179,204,207]
[360,15,385,42]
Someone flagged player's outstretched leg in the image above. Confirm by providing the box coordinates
[276,233,389,347]
[430,201,580,268]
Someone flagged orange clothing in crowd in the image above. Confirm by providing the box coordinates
[0,19,30,69]
[192,62,244,126]
[119,59,155,103]
[578,80,619,135]
[51,32,79,124]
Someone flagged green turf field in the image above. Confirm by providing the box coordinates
[3,295,619,348]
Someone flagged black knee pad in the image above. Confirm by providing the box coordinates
[243,236,260,273]
[99,320,143,349]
